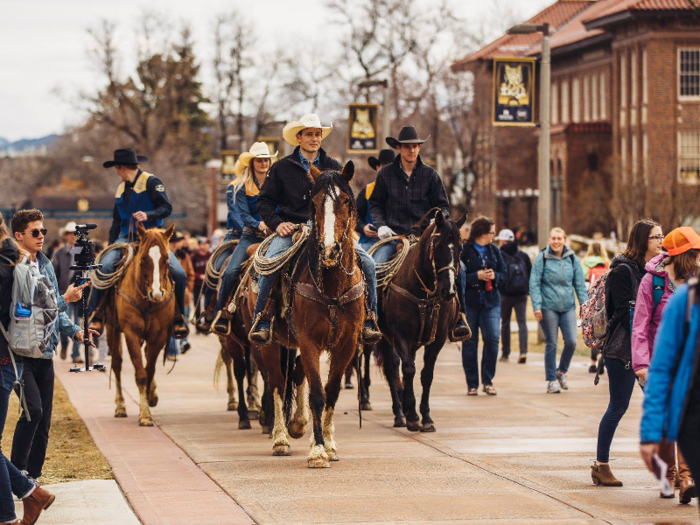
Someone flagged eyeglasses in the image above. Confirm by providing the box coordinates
[487,231,496,235]
[649,235,664,241]
[24,228,47,238]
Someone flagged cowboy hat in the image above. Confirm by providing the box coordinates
[282,114,333,146]
[238,142,278,167]
[62,221,77,235]
[368,149,396,171]
[386,126,430,149]
[103,148,148,168]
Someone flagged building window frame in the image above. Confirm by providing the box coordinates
[678,131,700,184]
[678,48,700,101]
[572,77,581,123]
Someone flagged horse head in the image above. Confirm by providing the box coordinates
[422,210,462,302]
[309,161,356,269]
[136,222,174,302]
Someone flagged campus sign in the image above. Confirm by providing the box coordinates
[492,57,536,126]
[347,103,379,153]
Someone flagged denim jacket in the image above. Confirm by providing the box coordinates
[461,242,506,309]
[37,252,80,359]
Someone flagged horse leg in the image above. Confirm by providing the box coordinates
[222,348,238,411]
[360,344,373,411]
[110,328,127,418]
[322,343,354,462]
[261,346,291,455]
[245,345,261,419]
[123,331,152,426]
[288,357,308,439]
[379,338,405,427]
[145,338,162,409]
[399,344,421,432]
[419,340,442,433]
[232,350,251,430]
[260,381,273,435]
[301,347,329,468]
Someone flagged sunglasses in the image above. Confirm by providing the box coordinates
[24,228,47,238]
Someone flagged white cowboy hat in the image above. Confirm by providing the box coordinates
[63,221,77,234]
[238,142,278,166]
[282,114,333,146]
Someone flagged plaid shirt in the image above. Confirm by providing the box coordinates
[369,155,450,235]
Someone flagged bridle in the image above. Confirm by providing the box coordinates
[414,229,457,298]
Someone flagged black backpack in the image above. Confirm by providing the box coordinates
[502,251,528,296]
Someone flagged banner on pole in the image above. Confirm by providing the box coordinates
[348,103,379,153]
[492,58,536,126]
[220,150,239,184]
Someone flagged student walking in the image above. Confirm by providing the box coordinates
[529,227,588,394]
[496,228,531,364]
[632,226,700,501]
[592,219,662,486]
[581,242,611,372]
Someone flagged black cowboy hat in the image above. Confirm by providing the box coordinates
[170,231,185,242]
[103,148,149,168]
[368,149,396,171]
[385,126,430,149]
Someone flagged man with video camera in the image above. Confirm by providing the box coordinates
[9,210,95,493]
[87,149,189,338]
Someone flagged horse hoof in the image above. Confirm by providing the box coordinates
[421,423,436,433]
[148,396,159,408]
[114,409,127,418]
[326,451,339,462]
[361,401,373,411]
[139,418,154,427]
[238,420,252,430]
[308,458,330,468]
[393,416,406,428]
[406,420,422,432]
[287,422,307,439]
[248,410,259,420]
[261,426,272,435]
[272,445,291,456]
[227,402,238,411]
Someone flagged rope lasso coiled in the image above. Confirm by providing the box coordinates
[253,225,311,276]
[203,240,239,291]
[90,243,135,290]
[367,235,418,290]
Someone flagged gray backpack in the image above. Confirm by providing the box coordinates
[0,255,58,359]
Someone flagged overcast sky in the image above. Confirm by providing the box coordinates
[0,0,549,142]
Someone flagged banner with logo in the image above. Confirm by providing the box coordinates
[220,150,239,184]
[348,103,379,153]
[492,58,536,126]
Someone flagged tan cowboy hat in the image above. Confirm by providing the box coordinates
[282,114,333,146]
[234,142,278,177]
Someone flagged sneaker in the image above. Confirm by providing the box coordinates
[589,364,597,373]
[180,342,191,354]
[556,371,569,390]
[499,356,509,362]
[344,380,354,390]
[547,380,561,394]
[518,353,527,364]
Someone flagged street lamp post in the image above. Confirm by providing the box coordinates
[358,79,390,140]
[507,23,551,248]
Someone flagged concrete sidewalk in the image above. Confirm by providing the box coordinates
[54,357,254,525]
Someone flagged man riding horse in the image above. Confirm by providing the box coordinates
[369,126,471,342]
[88,148,189,338]
[248,114,382,345]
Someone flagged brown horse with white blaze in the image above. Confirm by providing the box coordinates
[107,223,177,426]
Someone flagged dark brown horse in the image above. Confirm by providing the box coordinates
[239,162,363,467]
[378,210,463,432]
[107,223,176,426]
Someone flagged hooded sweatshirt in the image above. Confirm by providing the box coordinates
[631,253,677,372]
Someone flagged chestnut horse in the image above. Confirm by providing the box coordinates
[239,162,364,467]
[107,223,177,426]
[378,210,463,432]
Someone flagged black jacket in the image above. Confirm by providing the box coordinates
[461,242,507,309]
[52,243,75,294]
[499,242,532,296]
[257,147,341,232]
[369,155,449,235]
[0,238,20,359]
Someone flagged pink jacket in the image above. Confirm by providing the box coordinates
[631,254,675,371]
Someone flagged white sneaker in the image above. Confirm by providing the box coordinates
[556,371,569,390]
[547,380,561,394]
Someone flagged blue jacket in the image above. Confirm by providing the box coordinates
[37,252,80,359]
[234,181,262,230]
[529,246,588,313]
[461,242,506,309]
[225,182,244,232]
[640,284,700,443]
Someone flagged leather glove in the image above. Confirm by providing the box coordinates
[377,226,396,240]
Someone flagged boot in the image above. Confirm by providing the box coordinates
[172,313,190,340]
[20,486,55,525]
[195,311,215,333]
[659,439,677,498]
[591,462,623,487]
[678,449,696,504]
[249,315,272,345]
[212,311,231,336]
[361,312,382,344]
[449,314,472,342]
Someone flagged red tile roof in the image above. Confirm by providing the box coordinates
[583,0,698,24]
[451,1,593,71]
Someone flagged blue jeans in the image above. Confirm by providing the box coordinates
[202,231,240,311]
[461,305,500,389]
[216,232,261,312]
[253,235,378,319]
[60,303,82,359]
[596,357,637,462]
[372,239,400,265]
[90,236,187,314]
[359,237,379,252]
[0,363,35,522]
[540,309,577,382]
[168,305,190,356]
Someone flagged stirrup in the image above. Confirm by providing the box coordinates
[212,310,231,336]
[172,314,190,340]
[449,313,472,342]
[361,313,382,344]
[249,314,273,345]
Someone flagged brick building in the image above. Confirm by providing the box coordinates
[452,0,700,238]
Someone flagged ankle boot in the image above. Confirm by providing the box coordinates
[678,450,696,504]
[591,462,623,487]
[20,485,55,525]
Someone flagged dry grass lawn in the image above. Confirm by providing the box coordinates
[2,376,112,484]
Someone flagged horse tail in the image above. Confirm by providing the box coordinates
[213,349,225,392]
